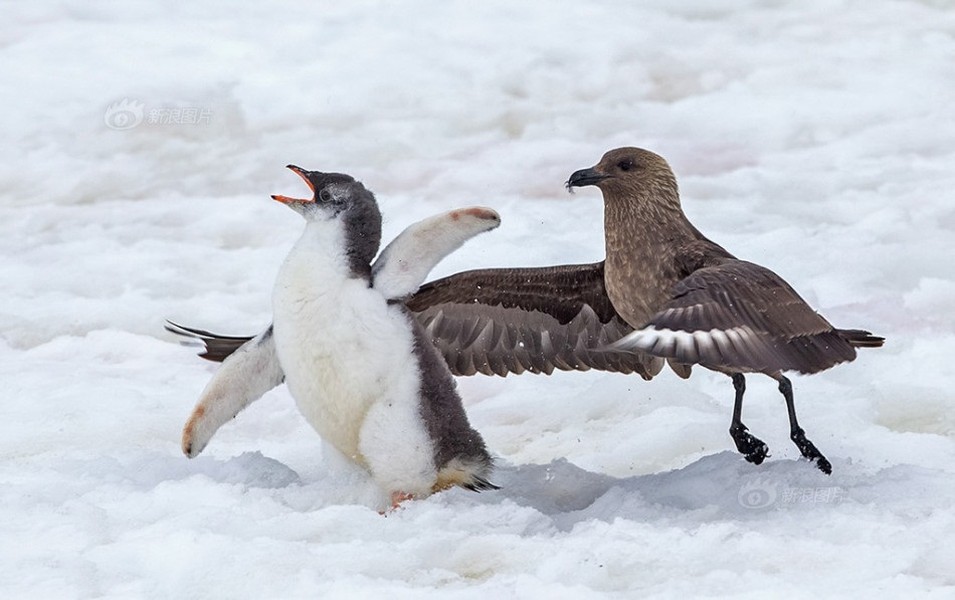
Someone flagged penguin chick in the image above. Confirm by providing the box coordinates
[181,165,501,507]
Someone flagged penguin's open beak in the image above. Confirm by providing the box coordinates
[271,165,315,205]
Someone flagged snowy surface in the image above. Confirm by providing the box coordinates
[3,1,955,597]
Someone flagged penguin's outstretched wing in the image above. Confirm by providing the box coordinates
[181,326,284,457]
[371,207,500,301]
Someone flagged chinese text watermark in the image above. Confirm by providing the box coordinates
[104,98,212,130]
[737,477,846,509]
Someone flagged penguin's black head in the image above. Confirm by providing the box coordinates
[273,164,382,270]
[272,165,361,217]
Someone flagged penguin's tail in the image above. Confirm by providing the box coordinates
[463,475,501,492]
[434,456,501,494]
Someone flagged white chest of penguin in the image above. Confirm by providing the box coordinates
[271,220,424,464]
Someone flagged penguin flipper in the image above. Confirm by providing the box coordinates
[371,207,500,300]
[182,326,284,457]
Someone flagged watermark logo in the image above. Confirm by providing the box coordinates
[738,478,778,509]
[103,98,212,130]
[738,477,846,510]
[104,98,145,130]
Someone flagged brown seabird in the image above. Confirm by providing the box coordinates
[561,147,883,474]
[167,148,883,474]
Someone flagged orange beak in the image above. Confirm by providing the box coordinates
[271,165,315,204]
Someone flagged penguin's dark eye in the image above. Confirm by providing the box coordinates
[319,189,333,203]
[617,160,634,172]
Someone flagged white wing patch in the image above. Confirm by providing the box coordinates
[372,207,500,300]
[609,325,759,363]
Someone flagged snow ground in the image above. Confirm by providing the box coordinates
[2,1,955,597]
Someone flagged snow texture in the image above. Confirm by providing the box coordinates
[2,1,954,597]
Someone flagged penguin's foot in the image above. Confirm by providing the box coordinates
[391,491,415,509]
[378,491,416,515]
